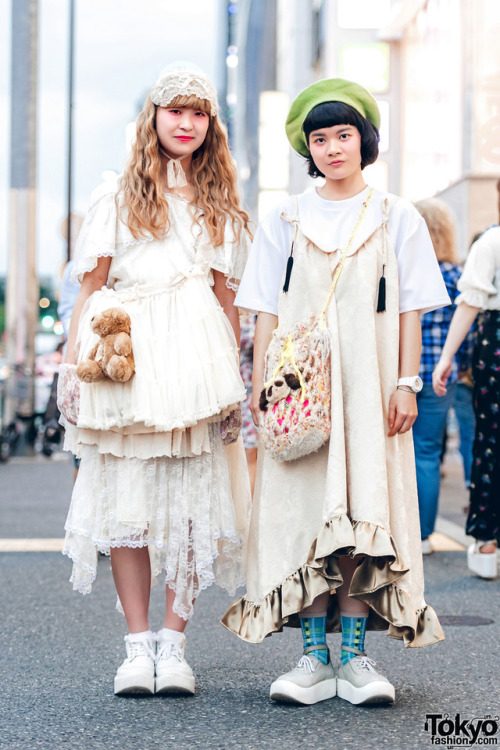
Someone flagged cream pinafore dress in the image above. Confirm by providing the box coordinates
[223,194,444,647]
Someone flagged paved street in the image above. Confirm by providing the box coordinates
[1,450,499,750]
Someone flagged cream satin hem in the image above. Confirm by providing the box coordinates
[63,403,241,460]
[221,514,445,648]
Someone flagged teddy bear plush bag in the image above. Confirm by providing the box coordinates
[76,307,135,383]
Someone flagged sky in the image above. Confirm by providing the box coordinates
[0,0,221,279]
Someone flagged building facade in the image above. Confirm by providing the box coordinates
[235,0,500,253]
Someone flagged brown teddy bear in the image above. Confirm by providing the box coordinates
[76,307,135,383]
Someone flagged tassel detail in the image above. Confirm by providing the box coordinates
[283,242,294,292]
[376,265,386,312]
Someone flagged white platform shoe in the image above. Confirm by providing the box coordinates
[114,631,156,695]
[155,629,195,695]
[467,541,498,580]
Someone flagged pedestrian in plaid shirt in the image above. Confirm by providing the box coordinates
[412,198,475,554]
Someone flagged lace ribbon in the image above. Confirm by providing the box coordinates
[166,157,188,188]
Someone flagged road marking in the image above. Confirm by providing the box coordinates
[0,538,64,551]
[435,516,473,549]
[0,531,467,554]
[429,531,465,552]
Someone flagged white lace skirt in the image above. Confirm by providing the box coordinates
[63,425,250,619]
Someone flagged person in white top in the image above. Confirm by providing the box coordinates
[222,78,449,707]
[56,65,252,696]
[433,211,500,580]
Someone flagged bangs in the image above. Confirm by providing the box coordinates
[303,101,366,138]
[165,94,212,114]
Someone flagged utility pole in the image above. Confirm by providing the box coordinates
[5,0,39,433]
[66,0,75,262]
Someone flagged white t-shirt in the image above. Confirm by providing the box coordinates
[455,225,500,310]
[236,186,450,315]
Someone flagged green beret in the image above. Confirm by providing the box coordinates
[285,78,380,157]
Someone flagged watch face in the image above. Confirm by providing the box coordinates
[414,376,423,392]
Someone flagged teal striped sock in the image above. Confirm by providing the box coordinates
[340,613,368,664]
[299,614,329,665]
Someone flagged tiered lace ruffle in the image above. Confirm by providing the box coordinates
[63,427,249,619]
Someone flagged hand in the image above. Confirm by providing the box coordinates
[57,363,80,425]
[250,389,262,428]
[432,357,452,396]
[387,389,418,437]
[220,406,242,445]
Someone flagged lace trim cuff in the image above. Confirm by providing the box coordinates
[455,289,488,310]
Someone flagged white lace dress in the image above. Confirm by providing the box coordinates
[62,182,252,619]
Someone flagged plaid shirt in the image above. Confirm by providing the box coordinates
[419,261,475,384]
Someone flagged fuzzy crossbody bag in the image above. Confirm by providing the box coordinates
[259,188,374,461]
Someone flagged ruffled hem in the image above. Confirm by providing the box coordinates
[76,395,244,434]
[221,514,444,648]
[76,277,246,433]
[62,526,245,620]
[63,404,240,460]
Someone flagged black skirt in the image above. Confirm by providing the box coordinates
[466,310,500,542]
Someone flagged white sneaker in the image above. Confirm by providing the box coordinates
[421,538,433,555]
[155,631,195,695]
[114,632,156,695]
[467,541,498,579]
[336,648,395,706]
[269,651,336,705]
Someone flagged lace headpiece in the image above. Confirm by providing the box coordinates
[149,64,219,188]
[149,66,219,117]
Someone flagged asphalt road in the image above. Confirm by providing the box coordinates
[1,455,499,750]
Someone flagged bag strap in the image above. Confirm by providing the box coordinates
[319,187,375,323]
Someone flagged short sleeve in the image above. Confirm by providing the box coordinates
[70,182,119,284]
[235,202,293,314]
[58,261,80,338]
[455,228,500,309]
[210,220,252,291]
[389,200,451,314]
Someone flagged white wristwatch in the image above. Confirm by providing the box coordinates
[397,376,423,393]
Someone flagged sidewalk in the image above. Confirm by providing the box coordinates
[0,451,498,750]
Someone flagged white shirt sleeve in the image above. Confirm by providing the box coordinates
[389,200,451,314]
[236,192,450,316]
[71,182,119,284]
[235,202,293,315]
[455,227,500,310]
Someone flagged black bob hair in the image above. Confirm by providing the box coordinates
[302,101,380,176]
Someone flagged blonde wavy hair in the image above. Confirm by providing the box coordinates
[118,94,251,247]
[414,197,458,263]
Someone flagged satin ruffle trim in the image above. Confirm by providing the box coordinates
[221,514,444,648]
[63,400,241,461]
